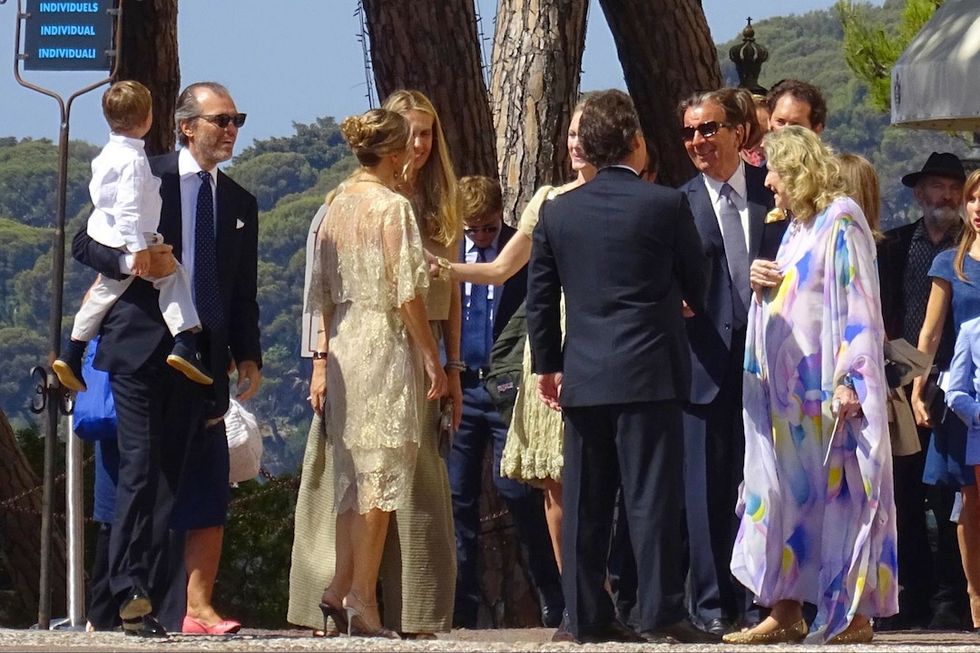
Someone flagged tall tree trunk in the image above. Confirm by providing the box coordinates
[118,0,179,156]
[598,0,721,187]
[490,0,588,224]
[0,412,67,625]
[362,0,497,177]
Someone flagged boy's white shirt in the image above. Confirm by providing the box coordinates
[86,133,163,253]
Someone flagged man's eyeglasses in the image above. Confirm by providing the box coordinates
[680,121,731,142]
[463,225,500,236]
[198,113,247,129]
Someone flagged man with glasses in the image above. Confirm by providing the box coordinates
[676,88,784,636]
[447,175,563,630]
[73,81,261,637]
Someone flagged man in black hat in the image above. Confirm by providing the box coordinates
[877,151,967,630]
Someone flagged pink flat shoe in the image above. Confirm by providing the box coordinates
[181,615,242,635]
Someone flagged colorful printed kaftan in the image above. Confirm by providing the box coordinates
[731,196,898,642]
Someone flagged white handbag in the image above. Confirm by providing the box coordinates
[224,397,263,484]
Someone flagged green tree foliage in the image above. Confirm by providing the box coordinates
[0,327,47,426]
[0,218,51,325]
[0,138,98,228]
[226,151,316,212]
[836,0,942,111]
[232,116,350,172]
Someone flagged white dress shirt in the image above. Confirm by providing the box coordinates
[701,160,751,251]
[86,133,163,253]
[463,230,502,324]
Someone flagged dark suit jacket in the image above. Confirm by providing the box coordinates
[460,223,527,343]
[72,151,262,418]
[679,164,783,405]
[526,166,707,407]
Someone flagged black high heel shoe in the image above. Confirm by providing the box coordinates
[318,588,348,637]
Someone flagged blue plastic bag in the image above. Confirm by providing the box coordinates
[73,336,117,442]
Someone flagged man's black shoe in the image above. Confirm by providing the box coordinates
[560,619,644,644]
[541,603,564,629]
[704,616,736,636]
[118,593,152,621]
[645,617,722,643]
[122,615,168,638]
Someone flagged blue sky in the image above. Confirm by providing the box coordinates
[1,0,879,148]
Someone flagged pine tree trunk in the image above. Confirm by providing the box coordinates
[118,0,179,156]
[0,412,67,625]
[598,0,721,186]
[489,0,588,224]
[362,0,497,177]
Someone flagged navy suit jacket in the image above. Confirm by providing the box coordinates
[679,163,783,405]
[72,151,262,418]
[526,166,707,407]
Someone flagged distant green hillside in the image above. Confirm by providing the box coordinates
[717,0,970,229]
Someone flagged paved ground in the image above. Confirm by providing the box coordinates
[2,627,980,652]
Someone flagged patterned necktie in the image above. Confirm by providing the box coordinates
[195,171,224,330]
[719,182,751,328]
[461,248,489,368]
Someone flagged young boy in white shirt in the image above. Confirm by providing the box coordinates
[54,80,212,392]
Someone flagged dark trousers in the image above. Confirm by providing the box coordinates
[562,400,687,635]
[449,380,563,627]
[683,367,758,624]
[607,487,639,626]
[107,363,203,611]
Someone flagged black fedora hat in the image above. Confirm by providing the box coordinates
[902,152,966,188]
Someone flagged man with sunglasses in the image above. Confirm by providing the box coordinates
[448,175,563,630]
[72,81,261,637]
[676,88,785,637]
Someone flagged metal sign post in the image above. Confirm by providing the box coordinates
[12,0,123,630]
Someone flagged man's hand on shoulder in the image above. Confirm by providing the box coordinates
[236,360,262,401]
[146,244,177,277]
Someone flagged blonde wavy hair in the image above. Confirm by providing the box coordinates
[764,126,845,223]
[383,89,460,247]
[838,153,883,241]
[953,169,980,282]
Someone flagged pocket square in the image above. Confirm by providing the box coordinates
[236,219,245,229]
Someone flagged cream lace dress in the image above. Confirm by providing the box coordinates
[500,184,569,483]
[307,184,429,514]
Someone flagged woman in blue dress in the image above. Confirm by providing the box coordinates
[911,169,980,629]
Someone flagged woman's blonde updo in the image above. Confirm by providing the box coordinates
[340,109,409,167]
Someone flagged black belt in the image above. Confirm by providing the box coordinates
[460,366,491,385]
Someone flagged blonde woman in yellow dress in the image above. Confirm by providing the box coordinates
[378,89,463,638]
[451,104,595,568]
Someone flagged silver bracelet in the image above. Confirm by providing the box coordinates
[445,360,466,371]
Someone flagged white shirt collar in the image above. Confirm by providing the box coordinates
[178,146,218,179]
[107,132,147,151]
[605,163,641,176]
[701,160,747,203]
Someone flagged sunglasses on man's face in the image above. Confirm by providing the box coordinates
[680,121,731,142]
[199,113,247,129]
[463,225,500,236]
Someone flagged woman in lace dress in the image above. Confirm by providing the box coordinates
[306,109,447,638]
[450,103,594,567]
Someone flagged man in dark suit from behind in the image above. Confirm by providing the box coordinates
[677,88,785,635]
[526,89,714,644]
[448,175,563,629]
[73,82,261,636]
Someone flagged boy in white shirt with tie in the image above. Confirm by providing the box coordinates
[54,80,211,392]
